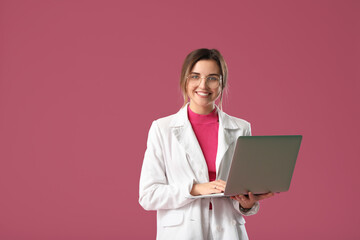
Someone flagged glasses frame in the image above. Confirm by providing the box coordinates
[186,73,222,88]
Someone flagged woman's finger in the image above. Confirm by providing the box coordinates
[207,182,224,194]
[212,179,226,188]
[236,194,247,202]
[248,192,256,202]
[213,185,225,192]
[217,179,226,185]
[232,195,240,202]
[256,192,275,200]
[210,186,224,194]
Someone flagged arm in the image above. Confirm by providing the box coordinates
[139,121,195,211]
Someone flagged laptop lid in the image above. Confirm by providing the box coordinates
[224,135,302,196]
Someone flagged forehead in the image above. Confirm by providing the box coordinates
[191,60,220,74]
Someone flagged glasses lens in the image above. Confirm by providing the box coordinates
[188,74,221,88]
[188,74,200,80]
[206,76,220,88]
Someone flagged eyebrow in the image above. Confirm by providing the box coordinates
[190,72,221,76]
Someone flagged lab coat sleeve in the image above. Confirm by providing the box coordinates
[139,121,195,211]
[232,200,260,216]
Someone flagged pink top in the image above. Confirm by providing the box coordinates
[188,107,219,182]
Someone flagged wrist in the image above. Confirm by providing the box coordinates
[190,183,199,196]
[239,204,252,212]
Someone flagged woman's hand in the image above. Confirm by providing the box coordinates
[190,179,226,196]
[230,192,275,209]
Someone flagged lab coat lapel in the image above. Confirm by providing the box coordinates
[215,108,240,175]
[170,106,209,182]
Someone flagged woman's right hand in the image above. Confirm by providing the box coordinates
[190,179,226,196]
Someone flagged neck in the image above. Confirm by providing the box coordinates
[189,103,215,115]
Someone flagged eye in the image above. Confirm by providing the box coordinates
[207,76,219,81]
[190,74,200,79]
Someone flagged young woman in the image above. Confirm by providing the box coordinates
[139,48,274,240]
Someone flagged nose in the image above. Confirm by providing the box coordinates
[198,76,207,88]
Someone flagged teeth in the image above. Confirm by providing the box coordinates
[197,92,209,96]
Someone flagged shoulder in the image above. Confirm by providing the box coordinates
[228,114,251,128]
[219,110,251,131]
[153,112,178,128]
[149,108,184,133]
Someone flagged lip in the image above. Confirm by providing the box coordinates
[195,91,211,98]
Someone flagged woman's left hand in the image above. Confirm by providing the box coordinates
[230,192,275,209]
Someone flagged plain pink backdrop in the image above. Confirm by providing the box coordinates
[0,0,359,239]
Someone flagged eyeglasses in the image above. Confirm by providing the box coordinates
[187,73,222,88]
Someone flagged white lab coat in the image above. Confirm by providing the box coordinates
[139,104,259,240]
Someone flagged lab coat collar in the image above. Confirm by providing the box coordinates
[169,103,240,130]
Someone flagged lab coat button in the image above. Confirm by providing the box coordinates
[231,219,237,225]
[217,226,223,232]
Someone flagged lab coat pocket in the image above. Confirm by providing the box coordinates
[161,211,184,227]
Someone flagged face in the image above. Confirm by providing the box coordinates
[186,60,222,114]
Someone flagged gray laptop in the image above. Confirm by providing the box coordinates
[189,135,302,199]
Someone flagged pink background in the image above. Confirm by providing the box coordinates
[0,0,359,239]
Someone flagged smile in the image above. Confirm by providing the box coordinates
[196,91,211,96]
